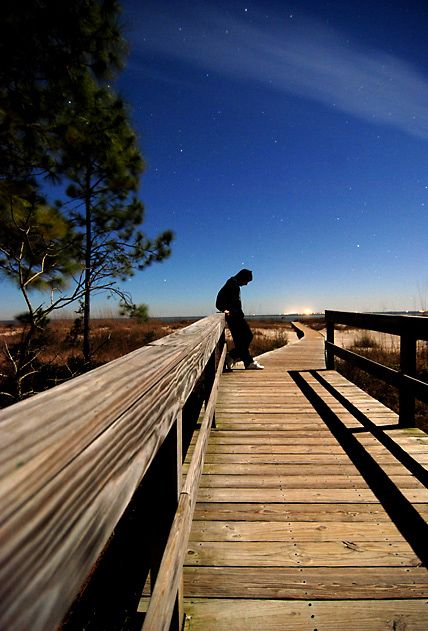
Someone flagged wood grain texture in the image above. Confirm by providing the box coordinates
[185,540,419,567]
[189,520,404,542]
[183,566,428,599]
[183,598,428,630]
[193,502,428,522]
[0,315,225,631]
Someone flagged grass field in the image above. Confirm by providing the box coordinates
[0,317,292,408]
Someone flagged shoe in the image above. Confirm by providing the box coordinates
[225,353,235,371]
[246,360,264,370]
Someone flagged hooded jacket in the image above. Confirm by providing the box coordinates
[216,276,244,317]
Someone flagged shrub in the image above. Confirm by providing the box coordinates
[352,333,379,349]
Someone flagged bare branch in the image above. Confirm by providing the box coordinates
[3,342,18,371]
[0,391,14,399]
[24,252,49,287]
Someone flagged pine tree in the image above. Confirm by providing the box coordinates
[0,0,126,182]
[0,1,173,395]
[0,185,81,400]
[59,85,173,363]
[0,1,128,397]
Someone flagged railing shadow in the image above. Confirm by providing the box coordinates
[313,370,428,490]
[290,370,428,569]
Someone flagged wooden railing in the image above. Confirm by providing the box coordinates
[0,314,226,631]
[325,310,428,426]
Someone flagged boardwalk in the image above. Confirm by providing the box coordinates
[182,325,428,630]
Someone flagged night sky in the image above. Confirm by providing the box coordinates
[3,0,428,318]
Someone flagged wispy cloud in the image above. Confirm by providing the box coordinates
[128,4,428,140]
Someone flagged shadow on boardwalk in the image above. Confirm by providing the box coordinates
[182,324,428,630]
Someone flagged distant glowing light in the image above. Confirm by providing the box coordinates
[303,308,313,315]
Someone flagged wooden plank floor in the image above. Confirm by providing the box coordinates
[183,325,428,630]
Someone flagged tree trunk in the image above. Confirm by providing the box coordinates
[82,176,92,366]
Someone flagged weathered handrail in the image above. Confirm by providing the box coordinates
[325,310,428,426]
[0,314,225,631]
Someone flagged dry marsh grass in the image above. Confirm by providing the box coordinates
[0,317,291,408]
[0,318,196,407]
[249,320,291,356]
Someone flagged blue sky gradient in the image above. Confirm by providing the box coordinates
[2,0,428,318]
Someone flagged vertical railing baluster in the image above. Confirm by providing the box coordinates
[326,316,335,370]
[399,332,417,427]
[149,412,183,629]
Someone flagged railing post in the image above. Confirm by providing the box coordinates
[212,332,226,428]
[399,333,417,427]
[148,413,183,629]
[204,348,216,428]
[204,351,216,404]
[326,317,335,370]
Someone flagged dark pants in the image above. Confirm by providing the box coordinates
[226,315,253,367]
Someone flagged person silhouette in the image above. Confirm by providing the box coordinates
[216,268,264,370]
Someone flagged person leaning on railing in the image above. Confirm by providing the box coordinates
[216,268,264,370]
